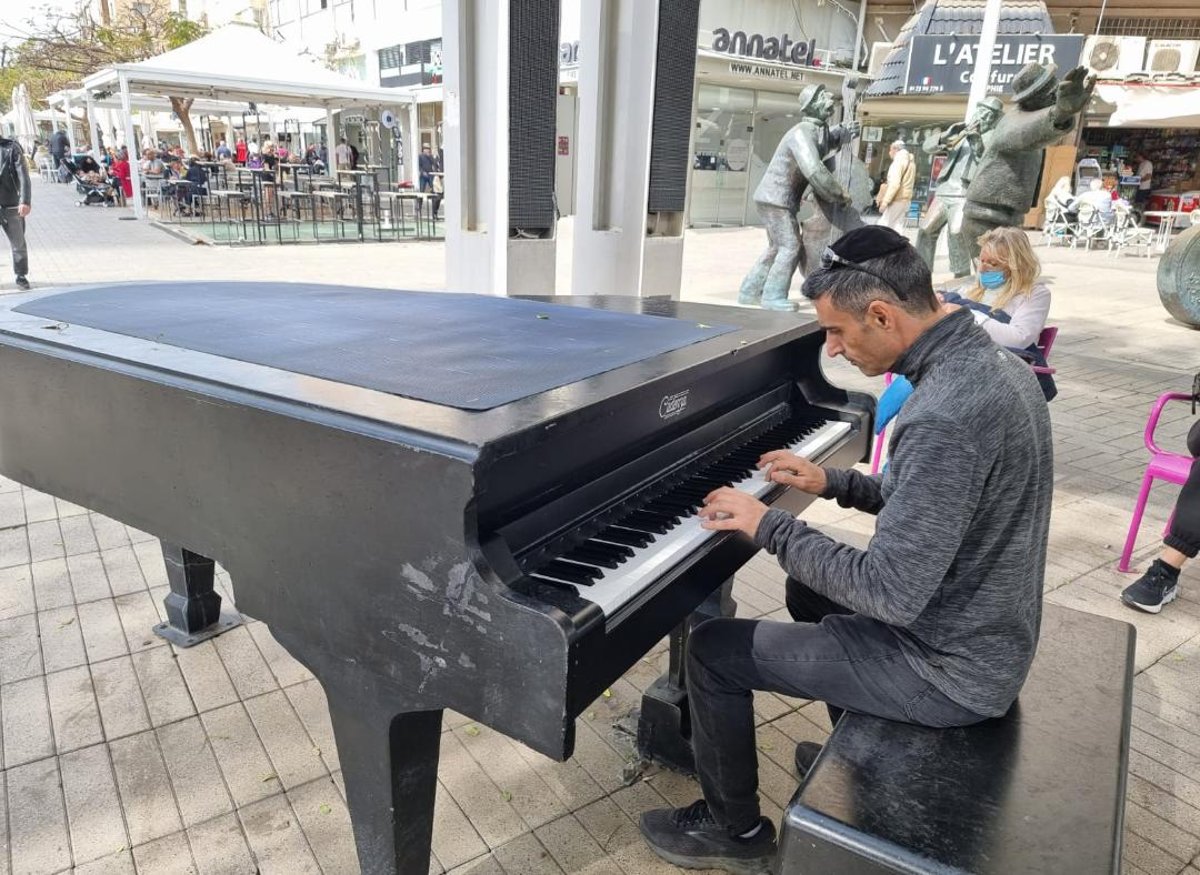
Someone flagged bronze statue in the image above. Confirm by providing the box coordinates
[959,64,1095,266]
[916,96,1003,277]
[738,84,860,312]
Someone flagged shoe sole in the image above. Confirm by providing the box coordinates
[1121,587,1178,614]
[642,840,773,875]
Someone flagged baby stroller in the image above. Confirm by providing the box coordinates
[63,158,118,207]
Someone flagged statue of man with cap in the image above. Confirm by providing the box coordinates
[916,96,1003,277]
[959,63,1095,264]
[738,83,859,312]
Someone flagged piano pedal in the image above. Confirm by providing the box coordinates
[634,578,737,775]
[635,675,698,775]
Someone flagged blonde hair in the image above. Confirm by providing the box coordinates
[967,227,1041,313]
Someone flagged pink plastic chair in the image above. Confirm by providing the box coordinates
[870,326,1059,475]
[1118,392,1197,572]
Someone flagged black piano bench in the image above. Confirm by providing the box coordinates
[774,604,1136,875]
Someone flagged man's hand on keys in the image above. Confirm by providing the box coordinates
[698,488,769,538]
[758,450,828,495]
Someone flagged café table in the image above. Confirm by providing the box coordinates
[1143,210,1191,254]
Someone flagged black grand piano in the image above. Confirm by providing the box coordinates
[0,283,871,874]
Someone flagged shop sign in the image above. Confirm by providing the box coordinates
[711,28,818,67]
[557,135,570,156]
[861,125,883,143]
[727,61,805,80]
[904,35,1084,95]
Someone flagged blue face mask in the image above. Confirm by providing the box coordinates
[979,270,1007,290]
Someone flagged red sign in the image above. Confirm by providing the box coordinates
[557,136,569,156]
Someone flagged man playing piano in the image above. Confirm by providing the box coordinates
[639,226,1053,874]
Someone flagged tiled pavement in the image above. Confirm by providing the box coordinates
[0,179,1197,873]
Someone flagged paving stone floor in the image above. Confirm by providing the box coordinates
[0,179,1196,873]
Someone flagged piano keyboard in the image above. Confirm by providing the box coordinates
[526,418,851,617]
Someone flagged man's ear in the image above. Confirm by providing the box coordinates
[864,299,895,330]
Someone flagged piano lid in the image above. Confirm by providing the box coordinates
[14,283,737,411]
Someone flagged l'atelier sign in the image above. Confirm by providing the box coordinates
[712,28,818,66]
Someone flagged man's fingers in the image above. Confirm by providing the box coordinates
[700,516,742,531]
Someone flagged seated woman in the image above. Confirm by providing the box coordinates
[876,227,1054,439]
[942,226,1052,352]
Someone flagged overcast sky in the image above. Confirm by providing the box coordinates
[1,0,84,49]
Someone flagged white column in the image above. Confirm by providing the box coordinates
[967,0,1003,116]
[64,94,78,154]
[443,0,556,295]
[406,100,419,186]
[326,107,336,163]
[571,0,661,296]
[120,74,144,219]
[84,90,98,151]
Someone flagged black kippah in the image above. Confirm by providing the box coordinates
[829,226,910,263]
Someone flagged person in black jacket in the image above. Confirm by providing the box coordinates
[0,137,32,290]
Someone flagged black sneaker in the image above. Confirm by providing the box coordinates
[1121,560,1180,614]
[14,276,30,291]
[794,741,823,779]
[639,799,776,874]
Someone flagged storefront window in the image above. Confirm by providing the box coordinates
[691,84,755,227]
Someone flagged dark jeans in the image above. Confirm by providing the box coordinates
[0,208,28,277]
[686,578,986,833]
[1165,420,1200,559]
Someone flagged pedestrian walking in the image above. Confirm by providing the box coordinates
[0,135,32,290]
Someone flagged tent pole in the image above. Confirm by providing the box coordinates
[120,74,144,220]
[84,89,97,152]
[326,107,336,163]
[64,94,78,155]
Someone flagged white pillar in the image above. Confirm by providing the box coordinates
[84,90,98,151]
[967,0,1003,116]
[120,74,144,220]
[443,0,557,296]
[64,95,78,154]
[406,101,419,186]
[571,0,661,296]
[326,107,336,162]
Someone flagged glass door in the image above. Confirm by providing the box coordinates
[690,85,755,227]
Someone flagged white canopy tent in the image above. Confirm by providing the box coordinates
[81,24,414,218]
[1097,78,1200,129]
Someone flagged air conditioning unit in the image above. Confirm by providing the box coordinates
[1082,35,1147,78]
[868,42,893,78]
[1146,39,1200,74]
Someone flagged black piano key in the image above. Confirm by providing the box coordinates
[529,574,577,592]
[595,526,654,548]
[637,507,682,524]
[622,512,672,534]
[582,539,636,559]
[565,545,623,569]
[540,559,602,584]
[649,496,701,512]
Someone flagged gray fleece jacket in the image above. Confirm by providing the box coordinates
[755,308,1053,717]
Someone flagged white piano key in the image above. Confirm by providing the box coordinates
[538,420,852,618]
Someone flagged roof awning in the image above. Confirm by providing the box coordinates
[1096,80,1200,128]
[82,24,412,110]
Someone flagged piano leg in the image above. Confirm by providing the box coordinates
[153,543,241,647]
[325,697,443,875]
[637,578,736,774]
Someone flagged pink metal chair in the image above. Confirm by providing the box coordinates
[870,326,1059,475]
[1117,392,1197,572]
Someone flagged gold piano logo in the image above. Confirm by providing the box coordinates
[659,390,690,420]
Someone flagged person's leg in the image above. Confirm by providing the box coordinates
[738,203,781,305]
[1123,433,1200,612]
[915,198,947,268]
[685,612,984,834]
[1,210,28,279]
[760,210,802,311]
